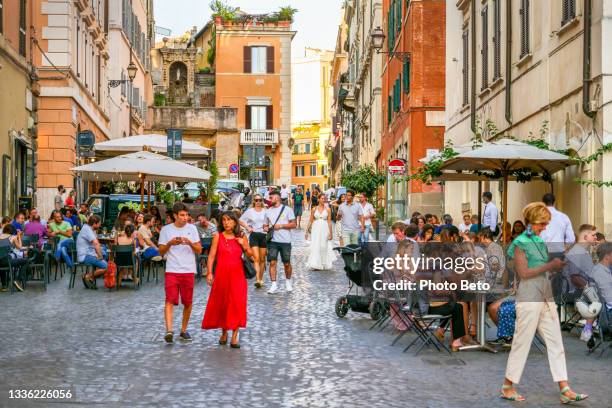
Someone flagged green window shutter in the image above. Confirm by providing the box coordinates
[387,96,392,124]
[397,0,402,33]
[387,10,392,49]
[403,60,410,93]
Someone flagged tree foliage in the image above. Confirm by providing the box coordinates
[340,165,386,198]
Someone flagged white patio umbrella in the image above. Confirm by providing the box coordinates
[94,134,210,158]
[438,138,574,242]
[71,151,211,209]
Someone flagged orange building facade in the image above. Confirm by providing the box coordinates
[380,0,446,219]
[32,0,111,216]
[214,17,295,186]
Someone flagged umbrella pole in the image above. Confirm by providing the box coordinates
[477,181,482,231]
[147,181,151,211]
[140,175,145,211]
[502,173,509,244]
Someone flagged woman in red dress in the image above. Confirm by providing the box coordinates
[202,211,253,348]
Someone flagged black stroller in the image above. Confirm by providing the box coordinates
[334,244,388,320]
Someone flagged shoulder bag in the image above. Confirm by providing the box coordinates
[265,205,286,244]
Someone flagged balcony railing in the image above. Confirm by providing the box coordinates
[240,129,279,145]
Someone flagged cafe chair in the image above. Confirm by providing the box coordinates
[66,241,92,289]
[0,246,16,294]
[112,244,138,290]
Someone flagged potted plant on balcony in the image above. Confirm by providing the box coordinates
[277,6,297,25]
[210,0,236,24]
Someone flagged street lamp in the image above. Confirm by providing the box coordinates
[108,60,138,136]
[371,26,411,61]
[126,60,137,136]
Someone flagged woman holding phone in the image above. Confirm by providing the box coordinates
[499,202,587,403]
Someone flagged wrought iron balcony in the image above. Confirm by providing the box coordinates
[240,129,279,145]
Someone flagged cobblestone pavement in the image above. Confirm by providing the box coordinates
[0,221,610,408]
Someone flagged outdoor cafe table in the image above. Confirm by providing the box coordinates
[459,287,511,353]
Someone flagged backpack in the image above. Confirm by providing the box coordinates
[104,261,117,289]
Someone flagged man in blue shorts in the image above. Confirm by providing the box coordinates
[77,214,108,289]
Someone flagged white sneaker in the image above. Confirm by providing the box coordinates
[285,279,293,292]
[267,281,278,294]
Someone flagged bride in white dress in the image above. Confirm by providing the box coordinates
[305,195,337,270]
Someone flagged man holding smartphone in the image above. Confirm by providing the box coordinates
[159,203,202,344]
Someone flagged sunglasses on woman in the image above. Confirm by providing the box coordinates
[254,199,263,202]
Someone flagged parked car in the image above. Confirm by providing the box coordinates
[86,194,155,231]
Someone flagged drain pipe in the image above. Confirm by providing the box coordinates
[583,0,595,118]
[470,0,477,133]
[505,0,512,124]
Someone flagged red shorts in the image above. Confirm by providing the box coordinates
[165,273,195,307]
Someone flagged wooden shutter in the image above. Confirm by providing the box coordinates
[493,0,501,79]
[243,46,251,73]
[387,96,392,124]
[266,105,273,129]
[403,59,410,93]
[266,46,274,73]
[520,0,530,58]
[245,105,251,129]
[462,30,469,106]
[0,0,4,34]
[481,5,488,89]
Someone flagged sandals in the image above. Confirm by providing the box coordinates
[499,385,525,402]
[219,333,228,345]
[559,386,588,404]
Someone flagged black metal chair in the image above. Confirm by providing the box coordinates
[112,244,138,290]
[66,240,89,289]
[22,235,47,290]
[0,246,15,294]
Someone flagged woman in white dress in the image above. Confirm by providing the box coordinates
[305,195,337,270]
[239,194,267,288]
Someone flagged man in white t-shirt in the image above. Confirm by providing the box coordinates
[358,194,376,244]
[280,184,292,206]
[539,193,575,256]
[158,203,202,344]
[264,190,297,294]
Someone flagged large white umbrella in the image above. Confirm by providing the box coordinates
[94,134,210,158]
[438,138,573,242]
[72,151,211,209]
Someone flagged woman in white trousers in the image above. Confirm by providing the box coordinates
[500,202,588,404]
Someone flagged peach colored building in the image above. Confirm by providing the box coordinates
[214,15,295,186]
[0,0,36,216]
[32,0,111,217]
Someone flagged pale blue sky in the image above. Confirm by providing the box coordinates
[153,0,343,58]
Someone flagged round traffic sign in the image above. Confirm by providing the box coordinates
[229,163,239,174]
[388,159,406,175]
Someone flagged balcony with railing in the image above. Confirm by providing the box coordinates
[240,129,279,145]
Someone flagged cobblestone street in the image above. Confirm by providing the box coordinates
[0,226,610,408]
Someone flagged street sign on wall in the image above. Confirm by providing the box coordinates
[229,163,239,174]
[388,159,406,175]
[77,130,95,158]
[167,129,183,159]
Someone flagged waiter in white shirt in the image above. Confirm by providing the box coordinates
[539,193,575,257]
[482,192,499,234]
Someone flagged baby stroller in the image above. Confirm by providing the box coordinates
[334,244,388,320]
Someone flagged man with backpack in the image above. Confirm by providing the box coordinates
[264,190,296,294]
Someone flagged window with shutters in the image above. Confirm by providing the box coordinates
[295,166,305,177]
[519,0,530,58]
[403,59,410,93]
[251,47,267,74]
[561,0,576,26]
[396,0,402,34]
[19,0,26,56]
[462,29,469,106]
[492,0,501,80]
[0,0,4,34]
[305,143,311,154]
[481,5,488,89]
[250,106,267,129]
[121,70,126,97]
[310,164,317,176]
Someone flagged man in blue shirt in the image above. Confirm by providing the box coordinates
[10,212,26,234]
[434,214,454,234]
